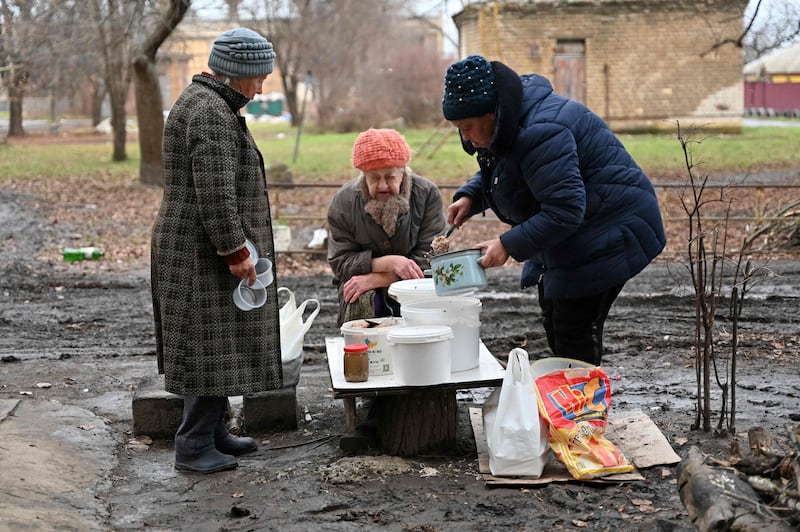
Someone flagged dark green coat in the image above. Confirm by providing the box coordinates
[327,174,445,325]
[151,74,282,396]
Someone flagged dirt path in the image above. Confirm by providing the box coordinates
[1,187,799,530]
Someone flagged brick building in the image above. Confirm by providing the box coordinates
[452,0,747,133]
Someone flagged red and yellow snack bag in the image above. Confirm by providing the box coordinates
[534,364,633,479]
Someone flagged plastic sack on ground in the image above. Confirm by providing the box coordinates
[278,287,319,387]
[534,363,633,479]
[482,348,549,477]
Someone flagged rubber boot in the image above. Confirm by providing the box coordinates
[175,396,238,473]
[215,419,258,456]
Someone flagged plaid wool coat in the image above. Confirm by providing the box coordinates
[151,74,282,396]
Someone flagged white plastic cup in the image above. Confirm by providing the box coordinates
[245,240,259,262]
[255,258,274,287]
[233,279,267,311]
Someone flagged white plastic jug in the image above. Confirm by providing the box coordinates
[278,287,320,387]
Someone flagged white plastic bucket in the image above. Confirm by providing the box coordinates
[387,325,453,386]
[340,317,404,376]
[387,278,436,306]
[530,357,595,380]
[401,297,481,372]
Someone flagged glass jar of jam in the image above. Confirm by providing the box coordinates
[343,343,369,382]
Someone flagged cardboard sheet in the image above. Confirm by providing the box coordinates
[470,407,680,486]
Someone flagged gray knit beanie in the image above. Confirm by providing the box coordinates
[442,55,497,120]
[208,27,275,78]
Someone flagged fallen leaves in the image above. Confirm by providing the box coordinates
[125,435,153,451]
[630,498,660,513]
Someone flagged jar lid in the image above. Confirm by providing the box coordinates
[344,343,369,353]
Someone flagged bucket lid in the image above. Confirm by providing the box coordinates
[387,325,454,343]
[388,278,435,297]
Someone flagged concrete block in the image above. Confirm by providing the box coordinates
[131,374,182,439]
[243,387,298,432]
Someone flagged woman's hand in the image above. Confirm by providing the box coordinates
[343,271,400,303]
[475,238,509,269]
[388,256,424,280]
[372,255,423,280]
[230,258,257,286]
[343,274,376,303]
[447,196,472,227]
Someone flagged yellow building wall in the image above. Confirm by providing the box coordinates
[454,0,746,133]
[160,21,284,109]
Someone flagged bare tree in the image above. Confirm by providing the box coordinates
[743,0,800,61]
[89,0,145,162]
[0,0,58,137]
[258,0,307,127]
[132,0,190,186]
[256,0,404,130]
[223,0,242,23]
[675,122,768,434]
[704,0,800,60]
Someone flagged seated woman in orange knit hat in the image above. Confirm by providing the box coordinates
[327,128,446,326]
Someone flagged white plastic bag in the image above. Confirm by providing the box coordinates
[483,348,549,477]
[278,287,320,386]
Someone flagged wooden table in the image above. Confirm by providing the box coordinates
[325,337,505,455]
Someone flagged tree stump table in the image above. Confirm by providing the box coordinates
[325,337,504,457]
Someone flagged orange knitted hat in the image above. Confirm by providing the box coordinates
[351,128,411,172]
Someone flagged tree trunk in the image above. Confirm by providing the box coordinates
[7,82,26,137]
[89,77,105,127]
[375,390,458,456]
[133,56,165,186]
[110,95,128,162]
[280,70,299,127]
[131,0,189,186]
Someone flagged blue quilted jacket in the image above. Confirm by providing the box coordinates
[454,62,666,299]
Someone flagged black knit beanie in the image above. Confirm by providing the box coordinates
[442,55,498,120]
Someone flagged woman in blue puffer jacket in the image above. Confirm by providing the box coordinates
[442,55,666,365]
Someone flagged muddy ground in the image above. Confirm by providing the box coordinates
[1,180,799,531]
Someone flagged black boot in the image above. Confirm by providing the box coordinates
[215,419,258,456]
[175,396,238,473]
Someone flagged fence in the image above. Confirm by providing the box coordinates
[269,182,800,256]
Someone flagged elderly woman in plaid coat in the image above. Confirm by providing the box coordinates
[151,28,281,474]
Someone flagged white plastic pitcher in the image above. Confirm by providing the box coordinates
[277,287,319,361]
[400,296,481,372]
